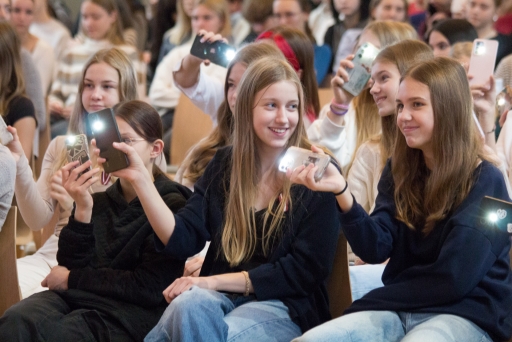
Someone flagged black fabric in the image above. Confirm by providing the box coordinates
[4,96,36,127]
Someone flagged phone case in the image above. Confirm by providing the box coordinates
[343,42,381,96]
[468,39,499,86]
[278,146,331,181]
[0,115,13,145]
[479,196,512,234]
[87,108,129,173]
[65,134,91,177]
[189,34,235,68]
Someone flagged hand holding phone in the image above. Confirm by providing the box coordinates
[279,146,331,181]
[65,134,91,177]
[342,42,381,97]
[190,34,236,68]
[0,116,13,145]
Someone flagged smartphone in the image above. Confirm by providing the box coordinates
[65,134,91,177]
[278,146,331,181]
[343,42,381,97]
[87,108,129,173]
[0,116,13,145]
[190,34,236,68]
[479,196,512,234]
[468,39,499,86]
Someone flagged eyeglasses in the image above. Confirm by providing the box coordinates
[122,137,145,146]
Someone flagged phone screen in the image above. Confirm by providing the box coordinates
[189,34,236,68]
[87,108,129,173]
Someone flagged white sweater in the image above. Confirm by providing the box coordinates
[31,39,55,96]
[30,18,71,61]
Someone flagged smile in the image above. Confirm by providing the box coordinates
[269,127,288,134]
[373,96,386,105]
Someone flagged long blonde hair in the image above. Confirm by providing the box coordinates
[51,48,138,178]
[0,22,26,116]
[393,57,492,234]
[222,57,310,266]
[169,0,193,45]
[347,21,418,173]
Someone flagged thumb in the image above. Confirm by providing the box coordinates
[311,145,325,154]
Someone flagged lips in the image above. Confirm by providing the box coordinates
[373,96,386,105]
[269,127,288,135]
[401,126,418,133]
[88,105,105,112]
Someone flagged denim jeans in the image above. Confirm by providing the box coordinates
[144,286,301,342]
[293,311,492,342]
[349,264,385,301]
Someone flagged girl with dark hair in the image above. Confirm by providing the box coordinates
[0,100,191,341]
[290,57,512,342]
[428,18,478,57]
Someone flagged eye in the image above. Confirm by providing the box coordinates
[84,83,93,88]
[265,102,277,108]
[396,103,404,112]
[227,82,235,89]
[412,102,423,108]
[287,103,299,110]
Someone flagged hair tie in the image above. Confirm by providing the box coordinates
[256,31,301,72]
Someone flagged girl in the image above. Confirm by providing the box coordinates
[10,0,55,96]
[0,21,36,160]
[428,19,478,57]
[114,57,340,341]
[291,57,512,342]
[6,48,165,299]
[0,101,190,341]
[308,21,417,175]
[149,0,231,138]
[48,0,143,138]
[369,0,408,21]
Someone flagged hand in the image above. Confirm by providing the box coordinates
[471,75,495,118]
[50,170,74,210]
[61,160,100,211]
[286,145,346,194]
[194,30,229,66]
[162,276,215,303]
[5,126,24,162]
[41,265,70,290]
[183,256,205,277]
[61,106,73,119]
[331,55,356,105]
[49,101,63,116]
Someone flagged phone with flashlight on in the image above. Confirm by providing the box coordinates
[342,42,381,97]
[189,34,236,68]
[480,196,512,234]
[278,147,331,181]
[65,134,91,177]
[87,108,129,173]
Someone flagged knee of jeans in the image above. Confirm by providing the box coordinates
[169,286,216,315]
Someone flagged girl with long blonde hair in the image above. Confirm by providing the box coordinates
[109,57,340,341]
[291,57,512,342]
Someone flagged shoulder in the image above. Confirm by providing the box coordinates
[6,96,35,122]
[474,161,509,196]
[154,174,193,201]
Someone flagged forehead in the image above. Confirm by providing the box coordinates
[12,0,33,7]
[84,62,119,81]
[397,77,430,97]
[192,4,216,15]
[273,0,301,12]
[256,80,299,100]
[81,1,108,14]
[371,60,399,76]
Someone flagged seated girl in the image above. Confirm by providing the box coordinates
[0,100,191,341]
[290,57,512,342]
[111,56,341,341]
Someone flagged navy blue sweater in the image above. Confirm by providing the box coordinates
[342,160,512,341]
[156,147,341,332]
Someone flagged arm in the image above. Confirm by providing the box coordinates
[472,75,497,150]
[13,117,36,161]
[149,47,186,110]
[346,142,380,213]
[20,49,46,131]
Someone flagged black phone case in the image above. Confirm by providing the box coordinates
[189,34,233,68]
[87,108,129,173]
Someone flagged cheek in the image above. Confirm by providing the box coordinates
[103,90,120,107]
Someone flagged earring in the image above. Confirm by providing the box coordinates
[493,14,498,22]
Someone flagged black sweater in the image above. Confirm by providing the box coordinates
[156,147,341,333]
[57,174,192,341]
[342,161,512,341]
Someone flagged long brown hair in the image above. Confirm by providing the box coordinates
[348,21,418,173]
[393,57,490,234]
[81,0,125,45]
[0,22,26,116]
[222,57,312,266]
[181,42,285,185]
[372,40,434,167]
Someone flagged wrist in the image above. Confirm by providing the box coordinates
[334,180,349,196]
[74,205,92,223]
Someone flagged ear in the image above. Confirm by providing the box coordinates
[108,10,118,25]
[297,68,303,80]
[150,139,164,160]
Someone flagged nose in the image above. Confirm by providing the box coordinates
[397,107,411,124]
[277,16,287,26]
[275,106,289,123]
[91,86,102,100]
[370,81,379,95]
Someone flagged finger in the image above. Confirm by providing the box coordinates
[62,160,80,173]
[310,145,325,154]
[184,262,202,277]
[41,276,48,287]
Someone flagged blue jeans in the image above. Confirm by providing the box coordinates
[349,264,385,301]
[144,286,301,342]
[293,311,492,342]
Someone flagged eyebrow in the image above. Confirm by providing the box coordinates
[396,96,427,102]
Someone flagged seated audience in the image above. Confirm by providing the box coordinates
[369,0,408,21]
[428,18,478,57]
[0,100,190,341]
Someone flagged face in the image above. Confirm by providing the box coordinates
[396,77,434,156]
[429,0,451,12]
[467,0,495,30]
[428,30,451,57]
[81,62,121,113]
[81,1,117,40]
[227,63,246,113]
[182,0,195,17]
[372,0,406,21]
[0,0,11,20]
[10,0,34,36]
[253,80,299,153]
[334,0,361,17]
[370,61,401,117]
[273,0,308,32]
[354,29,381,51]
[116,117,156,170]
[191,4,224,34]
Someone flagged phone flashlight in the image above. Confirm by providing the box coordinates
[225,49,236,62]
[92,120,104,133]
[66,135,77,144]
[475,41,486,55]
[480,196,512,234]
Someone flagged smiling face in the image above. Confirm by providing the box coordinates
[370,60,401,117]
[81,62,120,113]
[428,30,451,57]
[81,0,116,40]
[10,0,34,36]
[396,77,434,157]
[252,80,299,155]
[227,62,246,113]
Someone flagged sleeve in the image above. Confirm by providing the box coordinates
[56,213,95,268]
[248,190,341,299]
[174,62,224,124]
[20,50,45,131]
[14,137,61,231]
[347,143,378,213]
[5,97,36,127]
[0,146,15,229]
[149,48,184,111]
